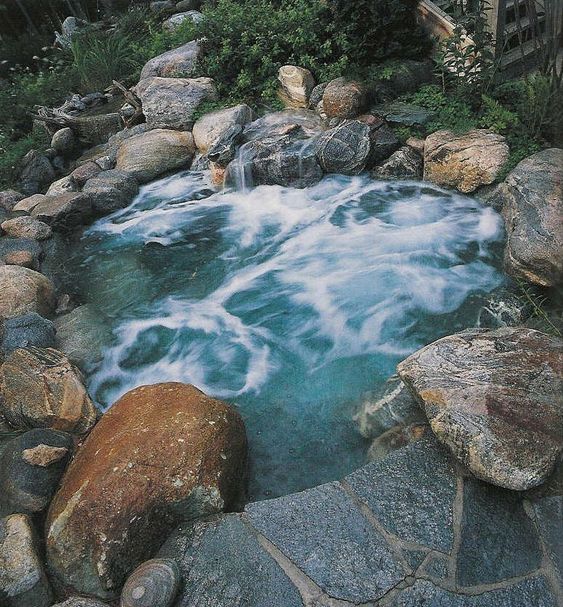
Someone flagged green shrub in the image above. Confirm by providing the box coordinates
[0,129,50,190]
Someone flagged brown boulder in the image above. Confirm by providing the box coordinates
[398,327,563,490]
[0,266,56,318]
[423,129,509,193]
[45,382,247,599]
[322,78,367,119]
[0,347,97,434]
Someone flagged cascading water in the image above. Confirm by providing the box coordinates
[63,171,505,500]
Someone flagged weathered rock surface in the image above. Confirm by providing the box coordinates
[323,78,367,119]
[12,193,47,214]
[162,10,202,31]
[18,150,56,195]
[278,65,315,108]
[0,313,56,354]
[51,128,77,157]
[424,129,509,193]
[82,169,139,215]
[398,327,563,490]
[193,104,254,154]
[68,161,102,187]
[497,148,563,287]
[315,120,371,175]
[207,124,243,167]
[30,192,93,229]
[116,129,195,183]
[0,266,55,318]
[45,382,247,599]
[139,76,217,130]
[52,599,110,607]
[0,513,53,607]
[139,40,201,80]
[0,347,97,434]
[0,428,72,516]
[371,146,423,180]
[1,216,52,240]
[367,422,429,461]
[120,558,180,607]
[358,116,400,166]
[0,190,24,211]
[374,101,435,127]
[0,237,41,269]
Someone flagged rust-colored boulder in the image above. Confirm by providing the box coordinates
[322,78,367,119]
[45,382,247,600]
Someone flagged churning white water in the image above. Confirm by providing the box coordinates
[66,171,505,499]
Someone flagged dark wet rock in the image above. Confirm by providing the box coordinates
[457,478,542,586]
[346,438,457,551]
[0,190,24,211]
[315,120,371,175]
[477,287,531,328]
[207,124,243,167]
[374,101,435,127]
[531,495,563,582]
[323,78,367,119]
[120,558,180,607]
[0,428,72,516]
[160,515,303,607]
[498,148,563,287]
[364,121,401,166]
[227,131,322,189]
[82,169,139,215]
[424,129,509,193]
[387,577,556,606]
[371,146,423,180]
[175,0,200,9]
[367,423,429,462]
[0,266,56,319]
[140,40,201,80]
[30,192,93,230]
[193,104,254,154]
[419,553,449,580]
[278,65,315,109]
[1,217,52,241]
[18,150,56,195]
[1,313,56,354]
[242,109,325,142]
[308,82,328,110]
[116,129,195,183]
[54,305,111,368]
[246,482,405,603]
[0,347,97,433]
[0,513,53,607]
[139,76,217,130]
[398,327,563,490]
[46,383,247,599]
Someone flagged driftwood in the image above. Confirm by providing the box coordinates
[112,80,144,128]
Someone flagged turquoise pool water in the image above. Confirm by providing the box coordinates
[65,172,504,500]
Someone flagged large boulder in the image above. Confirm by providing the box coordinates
[398,327,563,491]
[139,40,201,80]
[0,313,56,355]
[371,146,423,180]
[0,347,97,434]
[116,129,195,183]
[497,148,563,287]
[0,428,72,517]
[0,266,55,319]
[45,383,247,599]
[278,65,315,109]
[0,514,53,607]
[18,150,56,195]
[82,169,139,215]
[30,192,93,230]
[138,76,217,130]
[424,129,509,193]
[12,194,47,214]
[322,78,367,119]
[315,120,371,175]
[193,104,254,154]
[1,217,52,241]
[242,109,325,142]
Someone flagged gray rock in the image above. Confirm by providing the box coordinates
[31,192,93,230]
[139,40,201,80]
[162,10,203,32]
[46,174,79,196]
[139,76,217,130]
[69,161,102,188]
[315,120,371,175]
[0,513,53,607]
[366,122,401,165]
[52,599,110,607]
[398,327,563,491]
[54,305,111,368]
[175,0,201,10]
[12,194,47,214]
[457,478,542,586]
[0,428,72,517]
[0,266,56,319]
[18,150,56,195]
[242,109,325,142]
[499,148,563,287]
[531,495,563,583]
[374,101,435,127]
[367,423,429,462]
[345,438,457,551]
[207,124,243,167]
[159,515,303,606]
[116,129,195,183]
[51,128,77,157]
[477,287,531,328]
[0,190,24,211]
[149,0,175,14]
[419,553,449,580]
[193,104,254,154]
[69,113,122,146]
[82,169,139,215]
[308,82,328,110]
[278,65,315,109]
[371,146,423,180]
[1,313,56,354]
[1,217,52,241]
[0,237,42,269]
[246,482,405,603]
[388,577,557,606]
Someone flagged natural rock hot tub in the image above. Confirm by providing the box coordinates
[62,171,504,500]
